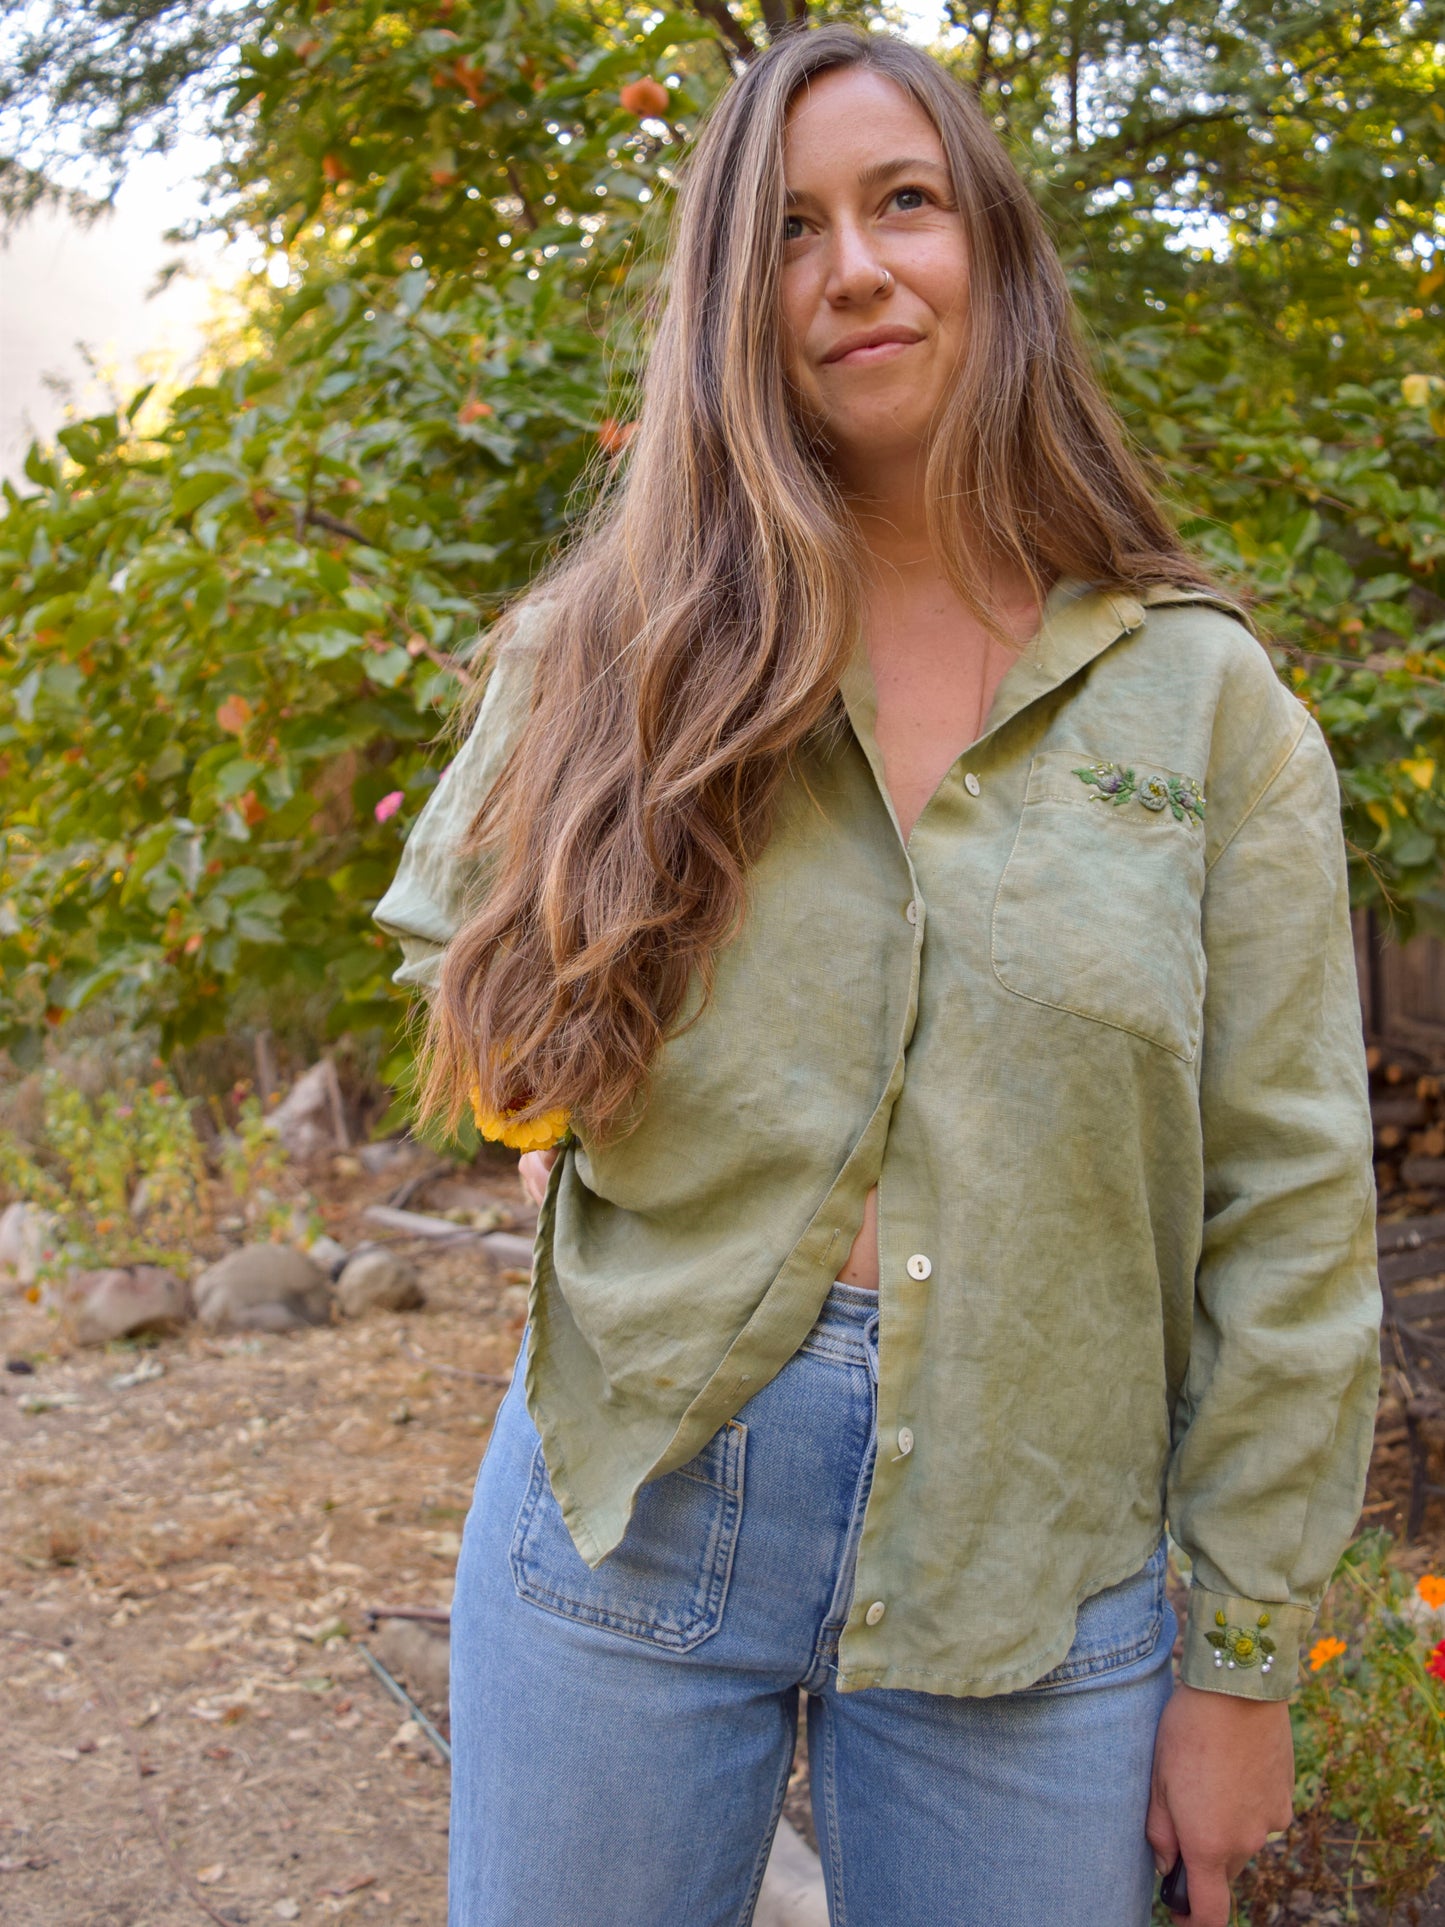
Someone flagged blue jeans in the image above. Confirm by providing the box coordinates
[449,1281,1177,1926]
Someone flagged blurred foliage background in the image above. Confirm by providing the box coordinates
[1,0,1443,1130]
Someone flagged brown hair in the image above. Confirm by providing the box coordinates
[411,21,1224,1147]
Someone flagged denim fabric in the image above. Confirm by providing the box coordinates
[449,1283,1177,1926]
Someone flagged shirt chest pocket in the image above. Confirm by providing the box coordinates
[990,748,1207,1063]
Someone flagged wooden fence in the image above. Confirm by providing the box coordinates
[1354,907,1445,1060]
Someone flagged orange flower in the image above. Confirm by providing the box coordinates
[216,694,252,736]
[596,417,637,456]
[1416,1573,1445,1612]
[1308,1636,1347,1671]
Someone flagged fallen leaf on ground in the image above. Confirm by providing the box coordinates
[273,1902,301,1921]
[196,1862,225,1884]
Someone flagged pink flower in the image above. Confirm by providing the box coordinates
[374,790,404,823]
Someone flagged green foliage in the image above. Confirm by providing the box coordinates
[1235,1530,1445,1923]
[215,1083,295,1236]
[0,266,611,1071]
[0,1067,213,1276]
[1,0,1443,1080]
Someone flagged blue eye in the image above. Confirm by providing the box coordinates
[783,215,804,242]
[894,186,927,211]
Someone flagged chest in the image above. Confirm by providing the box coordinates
[867,625,1020,844]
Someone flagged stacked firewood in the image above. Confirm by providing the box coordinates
[1369,1044,1445,1202]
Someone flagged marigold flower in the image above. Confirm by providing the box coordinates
[1307,1636,1347,1671]
[1416,1573,1445,1612]
[469,1081,570,1153]
[1428,1639,1445,1686]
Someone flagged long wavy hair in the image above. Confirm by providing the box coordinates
[411,22,1226,1148]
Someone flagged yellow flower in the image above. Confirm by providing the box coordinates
[469,1082,570,1153]
[1400,757,1436,792]
[1308,1635,1347,1671]
[1417,1573,1445,1612]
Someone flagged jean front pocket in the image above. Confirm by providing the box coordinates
[509,1420,747,1653]
[1023,1536,1168,1694]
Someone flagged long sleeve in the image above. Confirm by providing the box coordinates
[1167,709,1381,1700]
[372,607,546,993]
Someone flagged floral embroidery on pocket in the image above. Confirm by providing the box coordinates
[1072,761,1205,826]
[1206,1607,1277,1675]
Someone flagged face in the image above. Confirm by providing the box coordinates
[778,66,969,470]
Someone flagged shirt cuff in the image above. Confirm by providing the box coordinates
[1179,1584,1314,1700]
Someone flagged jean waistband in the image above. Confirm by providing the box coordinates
[798,1278,880,1370]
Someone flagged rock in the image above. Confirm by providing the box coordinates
[336,1248,424,1318]
[305,1235,351,1279]
[0,1201,61,1287]
[72,1266,190,1346]
[756,1820,829,1927]
[193,1245,332,1333]
[269,1061,347,1161]
[375,1618,450,1706]
[357,1138,416,1175]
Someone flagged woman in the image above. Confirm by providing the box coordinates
[373,24,1380,1927]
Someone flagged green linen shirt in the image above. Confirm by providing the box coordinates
[373,572,1381,1703]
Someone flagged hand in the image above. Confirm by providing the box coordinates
[1146,1681,1293,1926]
[518,1147,560,1208]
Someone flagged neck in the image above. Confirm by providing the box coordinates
[830,443,1045,629]
[834,444,934,577]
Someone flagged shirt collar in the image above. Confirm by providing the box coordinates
[837,574,1257,763]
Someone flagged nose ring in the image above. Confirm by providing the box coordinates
[875,267,894,295]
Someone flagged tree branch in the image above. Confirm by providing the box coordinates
[505,160,541,232]
[690,0,757,63]
[305,505,369,545]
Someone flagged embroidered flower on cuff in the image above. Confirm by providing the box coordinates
[1206,1607,1277,1675]
[1167,775,1206,825]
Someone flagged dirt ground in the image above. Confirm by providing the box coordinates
[3,1148,1443,1927]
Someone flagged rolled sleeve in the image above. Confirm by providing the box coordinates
[1168,711,1381,1701]
[372,609,546,993]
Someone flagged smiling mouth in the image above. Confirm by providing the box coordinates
[826,338,921,367]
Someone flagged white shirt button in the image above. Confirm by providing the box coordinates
[905,899,918,924]
[906,1253,932,1281]
[865,1600,887,1626]
[897,1427,914,1456]
[963,771,981,796]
